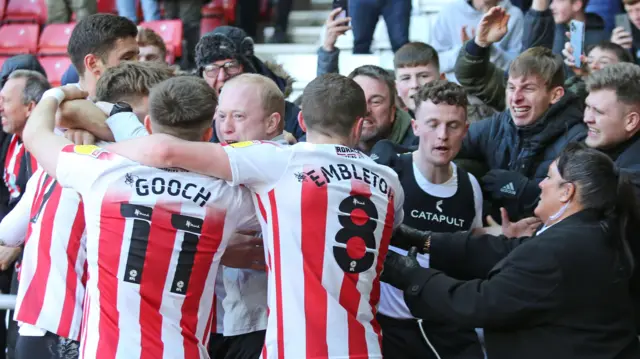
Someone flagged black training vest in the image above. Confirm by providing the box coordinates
[396,154,476,233]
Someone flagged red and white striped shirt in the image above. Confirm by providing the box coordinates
[223,141,405,359]
[3,135,37,200]
[56,144,257,359]
[13,168,87,340]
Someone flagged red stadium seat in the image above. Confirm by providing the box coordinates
[96,0,117,14]
[5,0,47,24]
[38,23,76,55]
[140,20,182,58]
[0,24,39,55]
[200,16,226,36]
[0,0,7,22]
[39,56,71,87]
[202,1,224,17]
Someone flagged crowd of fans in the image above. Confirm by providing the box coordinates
[0,0,637,359]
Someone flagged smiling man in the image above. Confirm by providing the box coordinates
[348,65,417,154]
[457,46,586,220]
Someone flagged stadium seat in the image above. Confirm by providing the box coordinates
[96,0,117,14]
[202,0,224,17]
[200,16,225,36]
[5,0,47,24]
[0,24,39,55]
[38,23,76,55]
[39,56,71,87]
[0,0,7,22]
[140,20,183,58]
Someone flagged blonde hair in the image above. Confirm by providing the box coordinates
[225,73,286,131]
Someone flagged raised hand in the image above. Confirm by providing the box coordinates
[475,6,510,48]
[323,7,352,52]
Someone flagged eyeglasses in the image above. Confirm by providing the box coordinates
[203,61,243,78]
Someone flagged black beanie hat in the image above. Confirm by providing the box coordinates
[195,26,257,75]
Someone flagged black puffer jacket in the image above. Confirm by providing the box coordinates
[459,91,587,216]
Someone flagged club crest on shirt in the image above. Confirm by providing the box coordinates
[67,145,112,160]
[229,141,261,148]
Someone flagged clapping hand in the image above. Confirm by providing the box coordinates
[475,6,510,48]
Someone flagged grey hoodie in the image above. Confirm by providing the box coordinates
[431,0,524,81]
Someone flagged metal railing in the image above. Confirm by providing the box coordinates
[0,295,16,310]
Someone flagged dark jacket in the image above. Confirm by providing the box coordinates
[602,133,640,334]
[552,13,609,56]
[459,91,586,217]
[403,209,640,359]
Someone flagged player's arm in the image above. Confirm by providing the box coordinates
[0,173,37,247]
[22,86,88,178]
[107,134,232,180]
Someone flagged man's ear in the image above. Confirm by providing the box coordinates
[202,127,213,142]
[549,86,565,105]
[25,101,37,118]
[297,111,307,132]
[266,112,282,136]
[143,115,153,134]
[440,73,446,80]
[411,118,418,136]
[84,54,103,79]
[352,117,364,144]
[624,110,640,134]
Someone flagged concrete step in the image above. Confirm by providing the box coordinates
[289,10,331,27]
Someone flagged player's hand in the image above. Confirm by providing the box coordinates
[58,99,108,129]
[380,247,421,291]
[64,129,97,145]
[611,26,633,49]
[323,7,351,52]
[0,246,20,271]
[460,25,475,43]
[562,32,589,77]
[59,85,88,102]
[486,207,541,238]
[475,6,510,48]
[221,231,266,271]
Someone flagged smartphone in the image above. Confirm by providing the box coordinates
[570,20,585,68]
[332,0,348,21]
[616,14,633,35]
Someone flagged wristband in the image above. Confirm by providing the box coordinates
[41,88,66,106]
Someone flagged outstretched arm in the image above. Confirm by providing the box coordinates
[22,86,86,178]
[106,134,233,181]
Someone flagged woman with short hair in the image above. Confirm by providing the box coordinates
[382,143,640,359]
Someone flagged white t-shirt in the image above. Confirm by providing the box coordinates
[378,161,483,320]
[223,141,404,359]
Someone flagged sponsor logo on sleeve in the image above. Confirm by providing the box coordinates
[228,141,261,148]
[68,145,112,160]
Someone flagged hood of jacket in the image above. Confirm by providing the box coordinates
[0,55,47,87]
[388,108,414,145]
[249,55,295,98]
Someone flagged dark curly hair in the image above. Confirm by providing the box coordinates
[413,80,468,112]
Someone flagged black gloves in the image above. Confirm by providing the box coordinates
[482,169,541,219]
[390,224,432,253]
[380,247,421,291]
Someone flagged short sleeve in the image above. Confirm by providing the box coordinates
[393,184,405,229]
[105,112,149,142]
[469,173,484,229]
[56,144,118,194]
[223,141,291,191]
